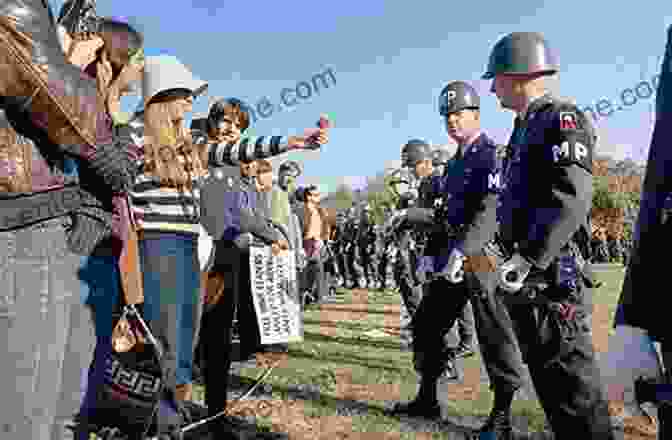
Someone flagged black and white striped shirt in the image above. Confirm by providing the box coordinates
[129,127,292,236]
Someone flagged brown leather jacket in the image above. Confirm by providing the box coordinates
[0,0,110,197]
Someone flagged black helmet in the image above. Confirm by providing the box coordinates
[438,81,480,116]
[279,160,302,178]
[207,97,250,133]
[401,139,432,167]
[482,32,559,79]
[432,148,452,165]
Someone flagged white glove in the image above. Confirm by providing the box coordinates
[497,253,533,293]
[444,248,466,283]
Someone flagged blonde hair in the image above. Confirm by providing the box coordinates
[143,100,207,189]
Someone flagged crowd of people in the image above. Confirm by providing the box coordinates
[0,1,671,439]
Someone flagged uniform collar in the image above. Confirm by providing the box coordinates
[518,93,553,120]
[456,132,485,158]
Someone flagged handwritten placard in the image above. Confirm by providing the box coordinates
[249,245,303,344]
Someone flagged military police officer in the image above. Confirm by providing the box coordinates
[611,24,672,439]
[486,32,615,438]
[389,140,434,345]
[392,82,527,431]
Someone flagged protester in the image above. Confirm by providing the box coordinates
[0,2,139,439]
[55,15,147,440]
[193,97,329,439]
[301,185,333,305]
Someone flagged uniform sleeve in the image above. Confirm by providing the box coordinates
[455,148,501,256]
[519,105,594,269]
[205,135,291,166]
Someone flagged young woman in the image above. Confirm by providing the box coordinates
[132,57,329,435]
[52,15,147,440]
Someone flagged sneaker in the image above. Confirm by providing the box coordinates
[390,398,441,419]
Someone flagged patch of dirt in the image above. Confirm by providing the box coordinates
[225,290,656,439]
[592,302,612,353]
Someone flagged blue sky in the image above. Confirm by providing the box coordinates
[51,0,671,194]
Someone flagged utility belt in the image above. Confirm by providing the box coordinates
[493,233,599,290]
[0,184,83,231]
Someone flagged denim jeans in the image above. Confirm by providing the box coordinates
[0,217,83,440]
[140,232,200,389]
[71,254,121,440]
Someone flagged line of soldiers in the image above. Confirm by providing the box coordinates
[330,206,398,291]
[376,32,617,440]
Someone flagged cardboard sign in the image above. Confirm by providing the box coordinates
[249,245,302,344]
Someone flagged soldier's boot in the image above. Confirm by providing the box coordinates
[658,403,672,440]
[367,279,377,290]
[358,277,367,289]
[439,358,462,382]
[391,377,441,419]
[477,410,513,440]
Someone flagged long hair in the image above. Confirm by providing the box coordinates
[90,18,144,101]
[143,100,206,190]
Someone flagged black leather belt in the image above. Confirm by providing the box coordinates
[0,185,82,231]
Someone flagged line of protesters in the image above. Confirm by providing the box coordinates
[0,2,330,439]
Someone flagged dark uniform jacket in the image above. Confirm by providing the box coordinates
[616,25,672,342]
[497,95,594,272]
[409,133,503,274]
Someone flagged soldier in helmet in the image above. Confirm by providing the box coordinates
[344,206,365,288]
[391,82,526,431]
[432,148,453,178]
[388,139,434,345]
[358,204,381,289]
[485,32,614,438]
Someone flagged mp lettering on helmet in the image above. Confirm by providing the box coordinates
[559,112,578,130]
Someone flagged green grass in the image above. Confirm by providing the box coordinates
[194,265,627,437]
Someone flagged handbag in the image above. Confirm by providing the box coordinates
[94,304,164,438]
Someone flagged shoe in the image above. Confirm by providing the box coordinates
[260,344,289,354]
[213,416,290,440]
[478,410,513,440]
[440,359,462,381]
[390,398,441,419]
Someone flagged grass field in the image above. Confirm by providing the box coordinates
[194,265,654,439]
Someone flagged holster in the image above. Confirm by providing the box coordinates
[0,0,105,149]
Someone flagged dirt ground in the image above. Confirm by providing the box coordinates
[223,289,658,439]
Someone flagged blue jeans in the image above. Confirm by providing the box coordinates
[74,254,121,434]
[0,217,83,440]
[140,232,199,388]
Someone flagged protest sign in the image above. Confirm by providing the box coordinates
[249,245,303,344]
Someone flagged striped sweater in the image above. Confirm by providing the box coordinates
[129,126,294,236]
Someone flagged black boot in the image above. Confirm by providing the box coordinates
[658,403,672,440]
[391,378,441,419]
[477,409,513,439]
